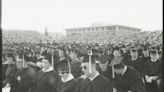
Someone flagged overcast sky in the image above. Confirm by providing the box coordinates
[2,0,163,33]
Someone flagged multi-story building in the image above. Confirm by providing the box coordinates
[66,25,141,36]
[65,25,142,43]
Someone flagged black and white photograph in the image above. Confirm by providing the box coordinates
[1,0,163,92]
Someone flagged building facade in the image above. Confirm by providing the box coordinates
[65,25,142,43]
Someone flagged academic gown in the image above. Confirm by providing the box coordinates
[57,78,79,92]
[143,59,162,92]
[78,75,113,92]
[97,65,113,80]
[4,64,18,92]
[113,66,146,92]
[34,69,59,92]
[9,66,38,92]
[123,57,145,76]
[71,62,83,78]
[122,52,131,61]
[2,64,9,87]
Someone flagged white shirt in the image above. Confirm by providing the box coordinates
[89,71,100,81]
[61,73,74,83]
[42,66,54,72]
[151,58,158,62]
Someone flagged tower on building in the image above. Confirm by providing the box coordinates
[45,27,48,37]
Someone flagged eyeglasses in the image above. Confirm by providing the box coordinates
[81,66,87,70]
[58,71,69,74]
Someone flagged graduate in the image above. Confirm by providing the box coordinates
[57,59,79,92]
[34,57,59,92]
[2,52,15,87]
[96,55,112,80]
[140,46,150,63]
[109,47,124,66]
[113,62,146,92]
[103,48,114,62]
[123,46,145,75]
[78,51,113,92]
[143,47,162,92]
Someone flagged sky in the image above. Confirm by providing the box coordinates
[2,0,163,34]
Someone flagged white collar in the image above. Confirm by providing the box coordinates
[60,57,65,61]
[42,66,54,72]
[89,71,100,81]
[61,73,74,83]
[131,57,138,61]
[151,58,158,62]
[122,66,127,75]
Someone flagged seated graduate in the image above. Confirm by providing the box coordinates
[123,46,145,75]
[78,50,113,92]
[57,59,79,92]
[143,46,162,92]
[113,62,146,92]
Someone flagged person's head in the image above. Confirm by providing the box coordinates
[130,47,138,59]
[81,55,97,77]
[77,54,84,62]
[16,59,23,69]
[113,62,126,75]
[150,50,159,61]
[158,51,162,59]
[6,53,15,64]
[69,51,77,60]
[58,59,71,80]
[97,55,109,71]
[142,47,149,57]
[113,47,123,58]
[121,46,127,53]
[58,49,65,58]
[41,58,51,69]
[149,46,160,61]
[106,48,112,54]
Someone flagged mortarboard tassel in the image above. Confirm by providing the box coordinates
[88,49,92,74]
[68,60,71,73]
[51,54,54,68]
[112,65,115,78]
[22,54,25,68]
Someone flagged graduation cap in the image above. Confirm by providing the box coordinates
[57,59,71,73]
[44,54,52,64]
[82,54,98,63]
[98,47,104,54]
[97,55,110,64]
[6,52,14,58]
[120,45,126,48]
[113,62,125,69]
[141,46,149,51]
[112,47,124,55]
[82,49,99,73]
[130,46,138,52]
[149,46,159,54]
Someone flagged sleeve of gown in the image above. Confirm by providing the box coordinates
[102,79,113,92]
[48,71,59,89]
[130,73,146,92]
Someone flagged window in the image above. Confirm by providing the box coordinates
[96,27,99,30]
[88,28,90,31]
[102,27,105,30]
[92,28,94,31]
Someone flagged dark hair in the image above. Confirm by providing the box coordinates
[112,47,124,55]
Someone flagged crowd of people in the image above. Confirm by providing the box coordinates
[65,30,162,45]
[2,30,163,92]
